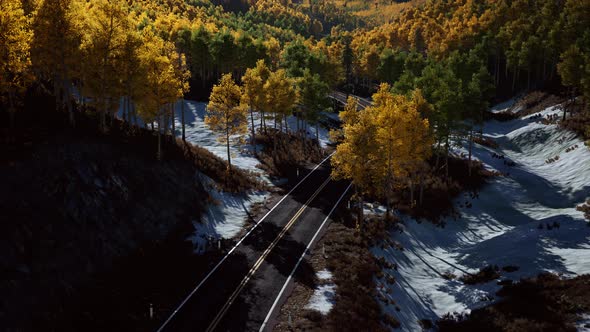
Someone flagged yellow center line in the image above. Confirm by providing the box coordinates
[205,176,332,332]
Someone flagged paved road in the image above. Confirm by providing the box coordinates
[157,158,351,332]
[329,91,372,110]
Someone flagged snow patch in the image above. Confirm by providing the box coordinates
[489,97,520,114]
[188,173,269,255]
[577,314,590,332]
[306,269,336,315]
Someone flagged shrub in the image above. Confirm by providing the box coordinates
[442,271,457,280]
[577,199,590,222]
[460,265,500,285]
[255,130,325,178]
[502,265,520,273]
[473,135,499,149]
[383,313,401,329]
[438,273,590,332]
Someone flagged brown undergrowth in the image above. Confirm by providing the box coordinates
[255,130,326,178]
[577,199,590,225]
[372,154,495,224]
[438,273,590,332]
[273,207,391,331]
[514,91,567,117]
[561,100,590,142]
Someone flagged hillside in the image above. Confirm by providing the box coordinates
[329,0,425,25]
[373,97,590,330]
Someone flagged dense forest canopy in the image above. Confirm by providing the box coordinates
[2,0,589,202]
[1,0,589,157]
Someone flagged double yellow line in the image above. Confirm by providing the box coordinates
[205,176,332,332]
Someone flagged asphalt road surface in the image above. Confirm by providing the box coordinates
[329,91,372,109]
[157,157,351,332]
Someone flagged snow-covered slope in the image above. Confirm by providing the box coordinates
[118,99,334,252]
[175,100,264,173]
[187,173,268,255]
[374,104,590,331]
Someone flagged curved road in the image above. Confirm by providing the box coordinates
[157,157,351,332]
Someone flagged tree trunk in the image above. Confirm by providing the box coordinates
[563,89,569,121]
[100,108,106,133]
[157,116,162,160]
[54,75,61,112]
[163,109,170,135]
[445,136,449,179]
[263,112,267,135]
[8,90,15,128]
[181,98,186,141]
[171,103,175,135]
[386,137,393,215]
[512,67,517,92]
[468,128,473,177]
[133,102,138,127]
[65,80,75,127]
[122,96,127,122]
[226,129,232,174]
[284,116,289,134]
[315,124,319,145]
[527,70,531,91]
[503,60,508,82]
[249,107,255,152]
[409,178,414,208]
[434,140,441,171]
[419,173,424,206]
[543,57,547,81]
[354,186,363,230]
[125,96,129,123]
[495,53,500,85]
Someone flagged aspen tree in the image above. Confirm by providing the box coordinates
[79,0,129,132]
[136,29,184,159]
[31,0,83,125]
[0,0,34,127]
[205,73,248,173]
[241,59,270,146]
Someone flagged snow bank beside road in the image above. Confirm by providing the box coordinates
[188,173,269,255]
[306,269,336,315]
